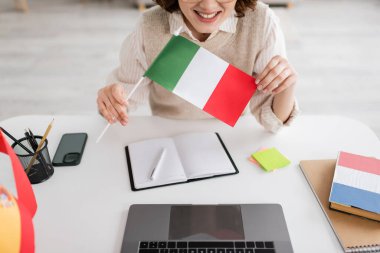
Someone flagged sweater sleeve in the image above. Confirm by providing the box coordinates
[250,8,300,133]
[105,18,151,111]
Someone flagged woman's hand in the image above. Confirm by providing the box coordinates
[97,83,129,125]
[255,55,297,95]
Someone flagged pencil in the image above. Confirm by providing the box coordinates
[26,128,50,177]
[25,119,54,174]
[150,148,167,180]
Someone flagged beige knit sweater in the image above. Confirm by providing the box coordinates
[108,3,299,132]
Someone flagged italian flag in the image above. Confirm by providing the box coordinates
[144,35,257,127]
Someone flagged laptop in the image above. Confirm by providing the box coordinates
[121,204,294,253]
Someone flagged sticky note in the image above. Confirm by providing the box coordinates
[251,147,291,172]
[248,147,268,167]
[248,156,261,166]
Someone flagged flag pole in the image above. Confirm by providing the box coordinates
[96,76,145,143]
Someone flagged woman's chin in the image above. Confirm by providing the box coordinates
[193,23,219,34]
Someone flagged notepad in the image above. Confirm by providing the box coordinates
[329,151,380,221]
[251,147,291,172]
[125,132,238,191]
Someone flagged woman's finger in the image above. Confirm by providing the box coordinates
[97,98,115,123]
[97,88,122,122]
[263,67,291,93]
[97,83,131,125]
[108,94,128,125]
[103,95,127,124]
[272,74,297,95]
[258,61,287,91]
[111,84,128,105]
[256,55,282,84]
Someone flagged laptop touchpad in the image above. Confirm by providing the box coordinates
[169,205,245,240]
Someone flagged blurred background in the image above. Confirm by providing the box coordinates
[0,0,379,137]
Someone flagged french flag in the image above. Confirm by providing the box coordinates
[329,151,380,214]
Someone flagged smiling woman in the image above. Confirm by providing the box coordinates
[178,0,238,41]
[155,0,256,17]
[97,0,299,133]
[153,0,256,42]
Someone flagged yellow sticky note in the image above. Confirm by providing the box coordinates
[251,147,291,172]
[248,147,268,167]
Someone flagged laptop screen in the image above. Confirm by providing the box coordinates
[169,205,245,240]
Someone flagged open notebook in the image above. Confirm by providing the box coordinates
[125,132,238,191]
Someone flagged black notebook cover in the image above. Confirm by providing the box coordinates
[125,133,239,191]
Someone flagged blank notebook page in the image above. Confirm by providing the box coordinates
[128,137,187,188]
[174,132,235,179]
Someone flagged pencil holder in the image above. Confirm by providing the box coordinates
[12,136,54,184]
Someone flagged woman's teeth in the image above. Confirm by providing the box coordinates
[196,11,219,19]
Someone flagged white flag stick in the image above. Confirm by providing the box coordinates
[96,76,145,143]
[95,122,111,144]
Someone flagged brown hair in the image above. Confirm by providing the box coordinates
[154,0,257,18]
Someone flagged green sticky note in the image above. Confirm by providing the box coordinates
[251,147,291,172]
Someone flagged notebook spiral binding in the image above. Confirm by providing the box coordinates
[346,244,380,253]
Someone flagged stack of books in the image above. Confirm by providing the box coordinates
[300,157,380,252]
[329,151,380,222]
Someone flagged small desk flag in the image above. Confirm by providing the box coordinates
[144,35,257,127]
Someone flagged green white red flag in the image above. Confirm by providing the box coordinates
[144,35,257,126]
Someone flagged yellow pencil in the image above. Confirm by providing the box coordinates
[25,119,54,174]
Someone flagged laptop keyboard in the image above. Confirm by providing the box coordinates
[138,241,276,253]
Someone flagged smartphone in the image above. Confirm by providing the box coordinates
[52,133,88,166]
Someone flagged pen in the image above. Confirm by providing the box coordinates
[0,127,33,154]
[27,128,50,176]
[25,119,54,174]
[28,128,39,150]
[24,129,36,151]
[150,148,167,180]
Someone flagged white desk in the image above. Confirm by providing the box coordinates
[1,115,380,253]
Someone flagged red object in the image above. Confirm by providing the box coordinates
[0,130,37,252]
[338,151,380,175]
[203,65,257,127]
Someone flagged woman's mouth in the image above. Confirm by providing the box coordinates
[194,10,221,22]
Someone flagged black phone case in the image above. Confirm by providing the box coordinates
[52,133,87,166]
